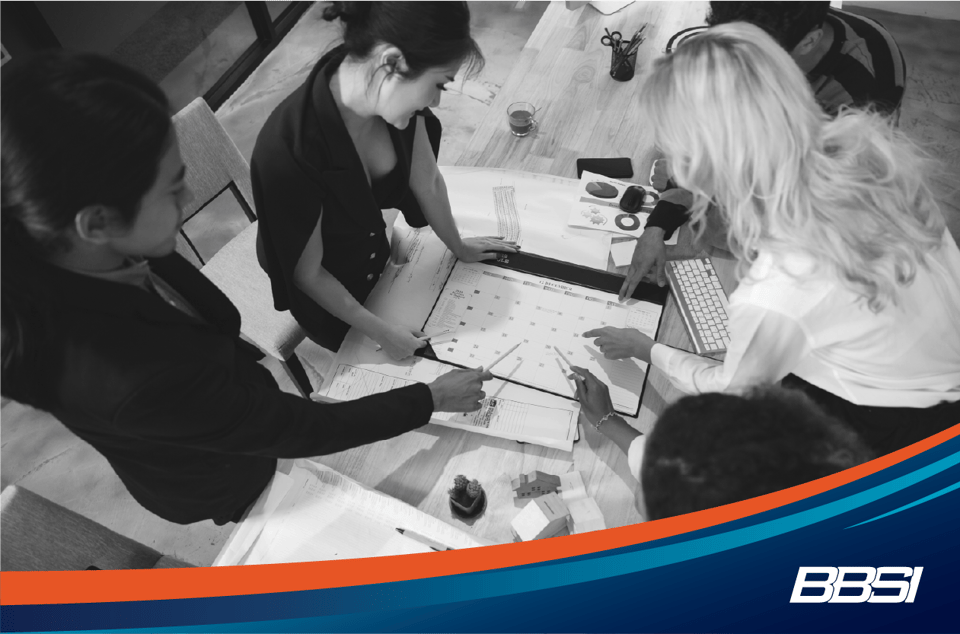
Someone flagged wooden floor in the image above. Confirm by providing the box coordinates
[847,5,960,238]
[2,5,958,568]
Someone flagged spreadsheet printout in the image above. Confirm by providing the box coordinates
[422,261,662,416]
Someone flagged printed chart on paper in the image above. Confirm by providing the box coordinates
[422,261,662,417]
[492,185,521,244]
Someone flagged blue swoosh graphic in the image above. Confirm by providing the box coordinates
[845,480,960,528]
[115,447,960,634]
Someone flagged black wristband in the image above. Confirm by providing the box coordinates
[645,200,691,241]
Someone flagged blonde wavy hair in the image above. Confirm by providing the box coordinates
[640,22,946,311]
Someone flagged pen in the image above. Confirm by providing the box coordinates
[396,527,455,551]
[483,341,521,372]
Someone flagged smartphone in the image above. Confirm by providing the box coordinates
[576,157,634,179]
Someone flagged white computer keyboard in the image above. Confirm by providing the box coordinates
[665,258,730,354]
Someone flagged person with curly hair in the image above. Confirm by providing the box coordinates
[570,368,873,520]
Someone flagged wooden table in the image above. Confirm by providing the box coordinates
[219,0,734,559]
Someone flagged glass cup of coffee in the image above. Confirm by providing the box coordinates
[507,102,538,137]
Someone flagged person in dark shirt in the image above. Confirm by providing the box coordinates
[252,2,518,358]
[620,1,907,299]
[0,51,491,526]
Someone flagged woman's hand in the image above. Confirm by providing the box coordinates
[375,324,428,360]
[619,227,668,300]
[569,366,615,425]
[582,326,656,363]
[650,158,673,192]
[454,236,519,263]
[428,367,494,412]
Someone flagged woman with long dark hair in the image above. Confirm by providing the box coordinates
[252,1,518,358]
[1,51,490,525]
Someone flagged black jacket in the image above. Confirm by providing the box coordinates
[2,251,433,524]
[251,46,441,350]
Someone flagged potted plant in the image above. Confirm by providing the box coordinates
[448,474,486,519]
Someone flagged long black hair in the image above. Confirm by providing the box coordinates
[322,1,484,79]
[1,51,172,406]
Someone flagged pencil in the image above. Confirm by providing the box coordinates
[484,341,521,372]
[553,346,584,380]
[396,527,454,551]
[552,345,574,369]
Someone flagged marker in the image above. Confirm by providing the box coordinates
[396,527,455,551]
[483,341,521,373]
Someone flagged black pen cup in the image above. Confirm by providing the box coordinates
[610,49,637,81]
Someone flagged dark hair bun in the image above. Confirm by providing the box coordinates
[322,1,370,24]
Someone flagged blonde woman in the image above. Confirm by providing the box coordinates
[585,23,960,456]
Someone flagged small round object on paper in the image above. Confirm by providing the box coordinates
[586,181,619,198]
[615,213,641,231]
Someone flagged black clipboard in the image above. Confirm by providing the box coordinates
[416,251,669,419]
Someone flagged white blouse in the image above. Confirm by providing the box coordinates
[650,231,960,408]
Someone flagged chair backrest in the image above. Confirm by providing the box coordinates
[171,97,256,267]
[0,485,190,571]
[169,98,308,369]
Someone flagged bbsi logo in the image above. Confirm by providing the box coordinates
[790,567,923,603]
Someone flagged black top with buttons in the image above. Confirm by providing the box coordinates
[251,46,441,350]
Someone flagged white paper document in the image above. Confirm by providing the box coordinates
[610,240,638,268]
[440,166,612,270]
[568,171,679,244]
[365,224,458,332]
[589,1,635,15]
[422,260,662,417]
[245,461,486,565]
[213,471,293,567]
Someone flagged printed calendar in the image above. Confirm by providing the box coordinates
[422,260,662,417]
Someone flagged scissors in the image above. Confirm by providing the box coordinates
[601,29,626,53]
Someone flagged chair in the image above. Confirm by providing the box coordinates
[171,98,313,397]
[0,485,192,571]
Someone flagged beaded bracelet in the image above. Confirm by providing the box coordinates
[593,411,618,430]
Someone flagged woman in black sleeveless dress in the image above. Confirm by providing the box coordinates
[252,2,518,358]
